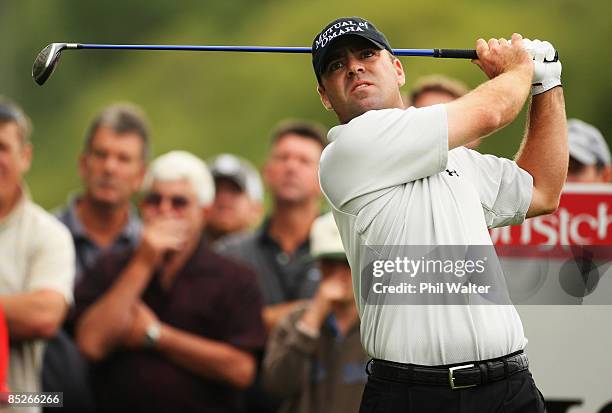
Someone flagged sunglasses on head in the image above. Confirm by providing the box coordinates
[143,193,190,210]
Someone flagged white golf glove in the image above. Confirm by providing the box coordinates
[522,38,562,95]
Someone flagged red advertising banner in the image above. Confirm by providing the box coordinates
[491,183,612,259]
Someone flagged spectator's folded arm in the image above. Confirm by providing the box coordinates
[262,310,318,398]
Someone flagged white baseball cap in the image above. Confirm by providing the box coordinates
[208,153,263,202]
[568,119,611,166]
[310,212,347,261]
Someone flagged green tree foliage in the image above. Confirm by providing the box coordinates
[1,0,610,208]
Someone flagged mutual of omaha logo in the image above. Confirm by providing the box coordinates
[315,20,370,50]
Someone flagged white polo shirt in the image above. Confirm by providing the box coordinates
[319,105,533,366]
[0,193,75,413]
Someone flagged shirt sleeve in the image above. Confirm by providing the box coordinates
[27,216,76,304]
[458,147,533,228]
[262,306,316,398]
[72,252,131,323]
[319,105,448,211]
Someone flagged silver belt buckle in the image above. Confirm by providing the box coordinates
[448,364,477,390]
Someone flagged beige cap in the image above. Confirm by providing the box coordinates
[310,212,347,261]
[410,75,469,102]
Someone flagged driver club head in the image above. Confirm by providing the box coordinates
[32,43,69,86]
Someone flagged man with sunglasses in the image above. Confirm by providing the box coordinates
[74,151,266,413]
[313,17,567,413]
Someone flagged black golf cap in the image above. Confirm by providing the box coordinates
[312,17,393,82]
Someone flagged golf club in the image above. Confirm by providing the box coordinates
[32,42,478,86]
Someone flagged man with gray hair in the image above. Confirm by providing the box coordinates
[44,103,150,411]
[74,151,266,413]
[56,102,149,285]
[566,118,611,183]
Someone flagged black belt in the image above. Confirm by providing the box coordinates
[367,350,529,390]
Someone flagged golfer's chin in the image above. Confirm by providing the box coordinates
[345,98,385,122]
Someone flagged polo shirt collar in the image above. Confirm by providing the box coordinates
[256,217,274,244]
[256,216,311,252]
[63,194,141,246]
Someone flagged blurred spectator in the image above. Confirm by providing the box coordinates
[74,151,265,413]
[0,96,75,413]
[409,75,481,149]
[56,103,148,284]
[216,121,325,413]
[216,120,326,331]
[205,153,264,243]
[409,74,469,107]
[566,118,611,183]
[263,212,366,413]
[43,103,149,412]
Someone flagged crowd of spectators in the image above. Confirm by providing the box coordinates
[0,76,609,413]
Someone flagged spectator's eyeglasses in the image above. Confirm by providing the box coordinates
[143,193,190,210]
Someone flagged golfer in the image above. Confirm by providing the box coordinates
[313,17,567,412]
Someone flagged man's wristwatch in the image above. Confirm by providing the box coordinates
[144,322,162,347]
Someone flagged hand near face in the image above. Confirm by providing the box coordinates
[123,302,158,349]
[317,272,353,305]
[315,260,354,306]
[138,217,191,266]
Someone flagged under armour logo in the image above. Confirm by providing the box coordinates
[446,169,459,177]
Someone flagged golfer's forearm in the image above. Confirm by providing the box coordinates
[516,87,567,216]
[447,68,531,149]
[76,255,153,359]
[484,69,532,127]
[157,324,256,389]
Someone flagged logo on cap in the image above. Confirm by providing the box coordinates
[311,17,393,81]
[314,19,371,50]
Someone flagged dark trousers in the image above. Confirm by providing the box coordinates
[359,370,545,413]
[42,330,95,413]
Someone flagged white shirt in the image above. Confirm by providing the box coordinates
[0,193,75,413]
[319,105,533,365]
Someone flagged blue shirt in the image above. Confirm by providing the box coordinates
[55,195,141,286]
